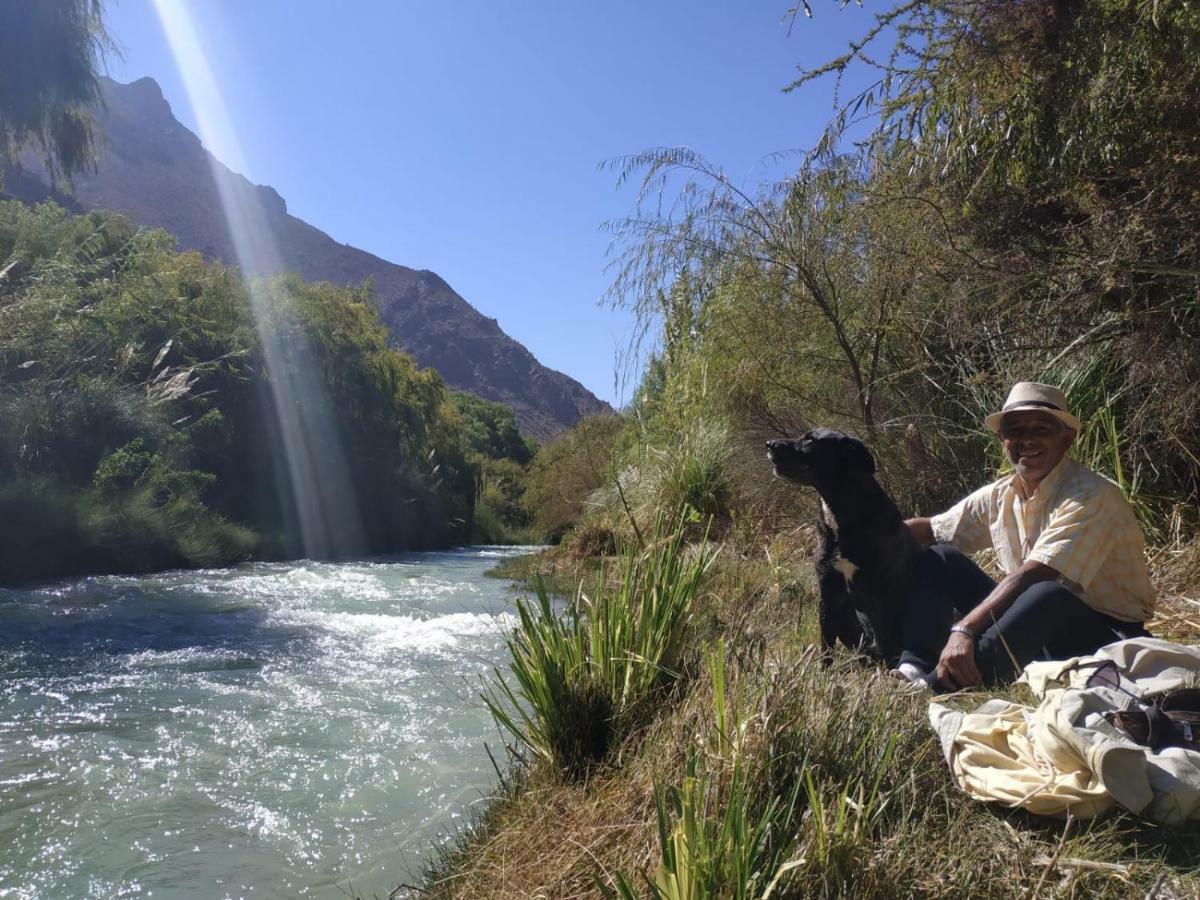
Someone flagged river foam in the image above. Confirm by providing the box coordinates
[0,547,533,899]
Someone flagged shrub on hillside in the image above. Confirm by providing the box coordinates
[0,201,476,582]
[523,413,627,542]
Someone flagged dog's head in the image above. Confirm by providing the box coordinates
[765,428,876,487]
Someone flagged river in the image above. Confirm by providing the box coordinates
[0,548,534,899]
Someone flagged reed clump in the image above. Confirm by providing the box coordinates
[483,518,715,779]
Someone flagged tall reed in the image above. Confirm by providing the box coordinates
[600,643,805,900]
[484,517,715,777]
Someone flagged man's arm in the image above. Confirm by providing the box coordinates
[906,517,934,547]
[936,559,1061,689]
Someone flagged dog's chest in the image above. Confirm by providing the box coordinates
[820,500,860,586]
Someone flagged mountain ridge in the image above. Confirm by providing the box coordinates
[2,76,611,440]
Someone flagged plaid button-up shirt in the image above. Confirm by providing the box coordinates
[930,456,1156,622]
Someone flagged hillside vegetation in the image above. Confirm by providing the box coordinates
[425,2,1200,897]
[0,202,542,585]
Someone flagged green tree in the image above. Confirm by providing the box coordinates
[607,148,909,438]
[0,201,478,583]
[523,414,626,542]
[452,392,536,465]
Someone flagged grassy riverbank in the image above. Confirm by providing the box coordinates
[414,5,1200,891]
[420,533,1200,899]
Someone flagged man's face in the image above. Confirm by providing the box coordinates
[999,410,1075,485]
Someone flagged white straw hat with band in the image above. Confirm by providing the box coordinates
[984,382,1082,434]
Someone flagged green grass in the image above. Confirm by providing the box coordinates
[483,518,715,778]
[601,643,805,900]
[423,532,1200,900]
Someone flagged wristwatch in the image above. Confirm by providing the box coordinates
[949,624,978,641]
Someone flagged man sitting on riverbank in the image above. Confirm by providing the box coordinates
[894,382,1156,692]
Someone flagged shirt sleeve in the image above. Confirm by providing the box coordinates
[1025,489,1117,590]
[930,483,994,555]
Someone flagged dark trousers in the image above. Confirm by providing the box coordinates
[899,544,1149,687]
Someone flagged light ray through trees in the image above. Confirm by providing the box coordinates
[150,0,364,558]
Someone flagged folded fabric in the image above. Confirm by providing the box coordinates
[929,637,1200,823]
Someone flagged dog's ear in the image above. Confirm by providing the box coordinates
[841,435,876,475]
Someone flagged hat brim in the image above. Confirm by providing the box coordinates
[985,405,1081,434]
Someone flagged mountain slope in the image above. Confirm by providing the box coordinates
[2,76,610,439]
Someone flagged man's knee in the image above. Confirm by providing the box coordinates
[1014,581,1149,645]
[975,581,1104,683]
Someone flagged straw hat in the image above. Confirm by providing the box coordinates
[984,382,1082,434]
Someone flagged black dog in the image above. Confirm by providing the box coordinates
[766,429,917,665]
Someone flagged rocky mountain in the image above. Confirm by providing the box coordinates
[2,76,610,440]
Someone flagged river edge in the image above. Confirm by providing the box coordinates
[413,540,1200,899]
[482,545,597,595]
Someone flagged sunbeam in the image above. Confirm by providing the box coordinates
[150,0,364,559]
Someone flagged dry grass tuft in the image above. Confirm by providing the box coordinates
[1149,537,1200,644]
[421,751,659,898]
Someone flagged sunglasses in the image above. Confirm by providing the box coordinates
[1065,658,1200,751]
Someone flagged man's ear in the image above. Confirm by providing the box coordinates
[1065,427,1078,449]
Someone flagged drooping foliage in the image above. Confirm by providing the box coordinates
[0,0,112,182]
[0,202,474,584]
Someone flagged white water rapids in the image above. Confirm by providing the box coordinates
[0,548,534,899]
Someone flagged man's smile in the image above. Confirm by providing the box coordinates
[998,410,1076,486]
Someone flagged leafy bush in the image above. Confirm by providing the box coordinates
[647,419,734,522]
[576,417,735,553]
[452,391,536,465]
[470,500,509,545]
[0,201,477,583]
[523,413,627,542]
[565,519,618,558]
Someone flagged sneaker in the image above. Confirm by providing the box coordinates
[888,662,928,684]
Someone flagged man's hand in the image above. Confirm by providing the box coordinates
[936,632,982,689]
[937,560,1060,690]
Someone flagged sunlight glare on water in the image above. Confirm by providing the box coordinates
[0,548,532,899]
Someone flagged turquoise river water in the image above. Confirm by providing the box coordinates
[0,548,534,899]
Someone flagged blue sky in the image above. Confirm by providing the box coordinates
[104,1,877,407]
